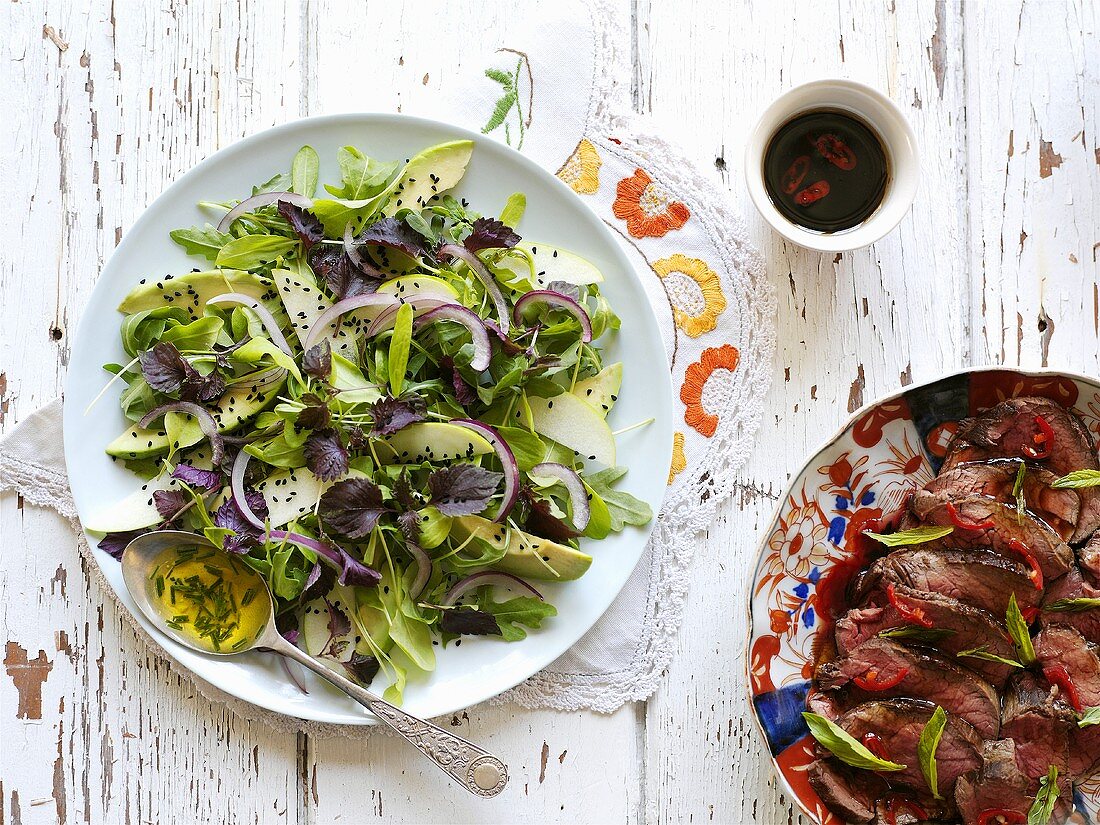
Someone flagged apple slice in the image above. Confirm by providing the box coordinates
[497,242,604,287]
[571,363,622,419]
[527,392,616,466]
[379,422,494,464]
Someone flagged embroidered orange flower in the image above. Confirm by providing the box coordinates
[558,139,601,194]
[680,344,740,437]
[668,431,686,484]
[612,169,690,238]
[652,254,726,338]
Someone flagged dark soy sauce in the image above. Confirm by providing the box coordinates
[763,109,889,233]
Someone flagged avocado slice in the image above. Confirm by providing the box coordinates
[571,363,622,418]
[527,392,616,466]
[451,515,592,581]
[383,140,474,215]
[378,422,493,464]
[118,270,276,320]
[105,383,282,459]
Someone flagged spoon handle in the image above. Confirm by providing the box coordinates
[271,639,509,797]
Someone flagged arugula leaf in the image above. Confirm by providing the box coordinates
[170,224,232,261]
[956,646,1024,668]
[494,426,546,471]
[1079,707,1100,727]
[918,706,947,798]
[389,303,413,397]
[1051,469,1100,489]
[1027,765,1059,825]
[428,464,503,517]
[232,337,303,381]
[863,526,954,547]
[582,481,612,540]
[1044,598,1100,613]
[476,594,556,642]
[439,607,502,637]
[215,235,297,269]
[290,145,319,198]
[1007,593,1037,666]
[801,712,907,771]
[334,146,399,201]
[584,467,653,531]
[319,478,391,539]
[499,192,526,228]
[878,626,956,643]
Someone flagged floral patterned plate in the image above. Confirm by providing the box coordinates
[747,367,1100,824]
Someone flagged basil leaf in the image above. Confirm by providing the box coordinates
[291,145,319,198]
[862,526,954,547]
[499,192,526,229]
[956,646,1024,668]
[1013,462,1027,522]
[215,235,297,269]
[1051,469,1100,489]
[1079,707,1100,727]
[1044,598,1100,613]
[801,712,907,772]
[170,224,232,261]
[918,706,947,799]
[1027,765,1059,825]
[878,626,956,643]
[1007,593,1037,666]
[388,303,414,397]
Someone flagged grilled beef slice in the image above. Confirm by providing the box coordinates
[1000,671,1076,779]
[921,459,1081,542]
[955,738,1075,825]
[1080,532,1100,582]
[941,397,1100,542]
[807,758,890,824]
[853,546,1041,618]
[815,637,1001,737]
[831,699,983,798]
[1035,624,1100,778]
[1041,565,1100,645]
[910,494,1073,580]
[835,586,1018,687]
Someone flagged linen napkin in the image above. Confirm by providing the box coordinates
[0,0,774,730]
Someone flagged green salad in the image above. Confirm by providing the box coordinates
[90,139,652,701]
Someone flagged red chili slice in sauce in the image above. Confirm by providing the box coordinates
[1022,605,1041,625]
[794,180,830,205]
[782,155,811,194]
[883,796,930,825]
[853,666,909,692]
[860,732,891,761]
[886,583,934,628]
[1021,415,1055,459]
[814,133,858,170]
[945,501,995,532]
[1044,664,1084,712]
[977,809,1027,825]
[1008,538,1044,590]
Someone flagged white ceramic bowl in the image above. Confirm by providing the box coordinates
[744,79,919,253]
[63,113,673,724]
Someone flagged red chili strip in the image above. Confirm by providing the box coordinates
[884,797,930,825]
[886,583,934,628]
[1044,664,1084,712]
[1021,415,1054,460]
[945,501,995,532]
[781,155,811,194]
[860,732,890,761]
[853,666,909,692]
[977,809,1027,825]
[1008,538,1044,590]
[1021,605,1041,624]
[814,134,858,170]
[794,180,830,205]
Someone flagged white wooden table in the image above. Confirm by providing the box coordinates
[2,1,1097,822]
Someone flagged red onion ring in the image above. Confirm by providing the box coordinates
[268,529,342,569]
[452,419,519,522]
[531,462,591,530]
[217,192,313,233]
[439,243,510,334]
[512,290,593,342]
[406,541,433,600]
[442,571,542,606]
[303,293,399,352]
[230,449,266,530]
[363,297,449,338]
[140,402,224,465]
[207,292,293,356]
[415,305,492,371]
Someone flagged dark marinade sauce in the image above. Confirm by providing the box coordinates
[763,109,889,234]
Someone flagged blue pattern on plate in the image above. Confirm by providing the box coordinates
[752,681,811,756]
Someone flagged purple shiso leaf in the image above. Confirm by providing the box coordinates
[428,464,503,517]
[439,356,476,406]
[214,491,268,553]
[318,478,391,540]
[97,530,147,561]
[342,653,381,686]
[171,462,222,490]
[303,429,349,482]
[462,217,520,254]
[351,216,429,259]
[440,607,502,637]
[301,339,332,378]
[277,200,324,251]
[152,489,191,521]
[369,396,426,437]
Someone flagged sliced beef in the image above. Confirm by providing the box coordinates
[1041,565,1100,645]
[922,459,1081,541]
[1080,532,1100,582]
[942,397,1100,542]
[1000,671,1075,779]
[1072,721,1100,778]
[831,699,983,799]
[955,738,1075,825]
[853,546,1040,618]
[807,758,890,824]
[815,637,1001,737]
[1035,624,1100,707]
[835,586,1018,687]
[911,494,1073,580]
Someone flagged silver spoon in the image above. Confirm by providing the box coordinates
[121,530,509,798]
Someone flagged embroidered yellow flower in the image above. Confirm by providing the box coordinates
[668,432,686,484]
[652,254,726,338]
[558,139,602,194]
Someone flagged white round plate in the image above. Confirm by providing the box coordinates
[64,113,673,724]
